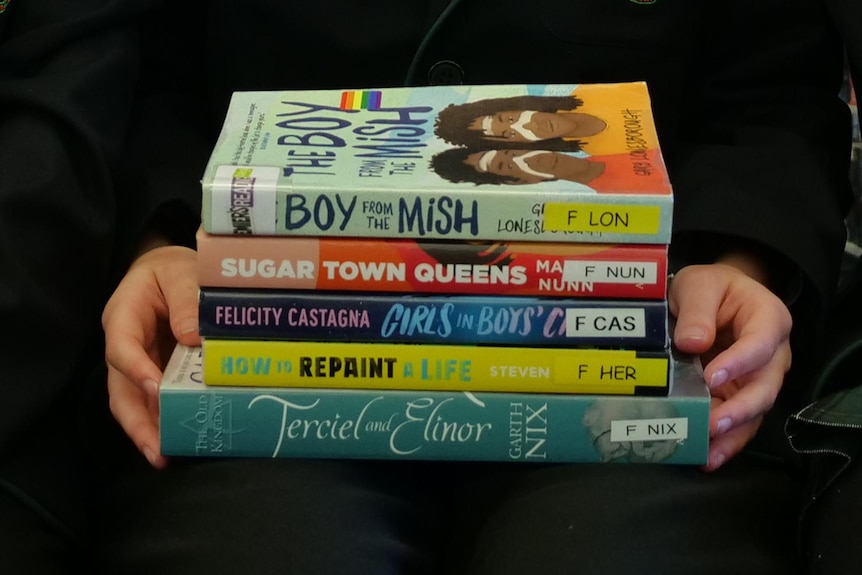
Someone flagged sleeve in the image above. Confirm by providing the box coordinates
[110,1,211,256]
[666,0,854,372]
[0,0,160,452]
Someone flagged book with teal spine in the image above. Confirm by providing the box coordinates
[200,82,673,243]
[160,344,709,465]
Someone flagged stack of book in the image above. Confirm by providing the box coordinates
[159,82,710,464]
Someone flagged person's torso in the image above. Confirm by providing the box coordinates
[203,0,713,154]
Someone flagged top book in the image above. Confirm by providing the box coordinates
[201,82,673,243]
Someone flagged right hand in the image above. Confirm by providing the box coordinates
[102,245,201,468]
[669,258,792,472]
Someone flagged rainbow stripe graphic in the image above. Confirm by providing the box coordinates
[340,90,382,110]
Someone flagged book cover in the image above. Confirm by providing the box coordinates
[199,288,670,349]
[201,339,671,396]
[196,227,669,299]
[161,344,708,465]
[201,82,673,243]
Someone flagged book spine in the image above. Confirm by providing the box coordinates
[195,228,669,299]
[201,339,671,396]
[161,347,707,464]
[202,185,673,244]
[199,289,669,348]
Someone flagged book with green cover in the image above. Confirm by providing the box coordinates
[201,82,673,243]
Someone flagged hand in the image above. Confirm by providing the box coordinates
[668,258,792,472]
[102,245,201,469]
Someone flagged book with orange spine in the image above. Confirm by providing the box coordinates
[196,227,668,299]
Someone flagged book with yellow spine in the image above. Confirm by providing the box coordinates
[202,339,670,396]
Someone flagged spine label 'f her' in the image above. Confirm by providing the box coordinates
[202,339,671,396]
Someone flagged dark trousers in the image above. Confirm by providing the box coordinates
[1,489,84,575]
[87,451,803,575]
[803,457,862,575]
[0,421,94,575]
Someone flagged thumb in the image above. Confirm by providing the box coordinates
[158,247,202,347]
[668,267,719,355]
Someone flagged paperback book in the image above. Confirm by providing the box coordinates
[199,288,670,348]
[200,82,673,243]
[201,339,671,396]
[196,227,669,299]
[161,344,709,465]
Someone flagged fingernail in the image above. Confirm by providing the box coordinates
[711,452,726,469]
[677,326,707,341]
[143,378,160,397]
[177,319,199,336]
[710,369,728,388]
[143,446,157,467]
[716,417,732,435]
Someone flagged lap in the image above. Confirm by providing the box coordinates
[0,488,83,575]
[445,455,803,575]
[801,450,862,574]
[92,451,804,575]
[93,458,444,575]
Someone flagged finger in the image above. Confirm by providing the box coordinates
[709,357,785,432]
[703,415,762,472]
[702,310,791,389]
[107,365,168,469]
[157,250,202,346]
[668,267,720,354]
[102,283,165,399]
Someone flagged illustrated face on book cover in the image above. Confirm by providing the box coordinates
[430,147,606,186]
[434,94,602,152]
[467,109,607,142]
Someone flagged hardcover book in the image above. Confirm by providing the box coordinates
[161,344,709,465]
[200,82,673,243]
[195,227,669,299]
[199,288,670,349]
[201,339,671,396]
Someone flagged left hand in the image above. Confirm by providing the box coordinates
[668,259,792,472]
